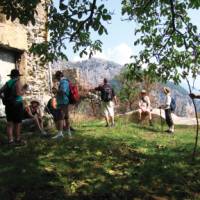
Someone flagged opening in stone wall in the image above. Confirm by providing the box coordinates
[0,47,22,116]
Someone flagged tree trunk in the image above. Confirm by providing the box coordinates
[186,77,199,161]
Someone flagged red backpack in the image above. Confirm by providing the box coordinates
[68,81,80,104]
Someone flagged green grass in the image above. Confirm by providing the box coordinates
[0,118,200,200]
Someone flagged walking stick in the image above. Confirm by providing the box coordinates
[160,107,163,133]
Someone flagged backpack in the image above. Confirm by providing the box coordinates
[45,99,54,114]
[68,81,80,104]
[170,97,176,112]
[141,96,149,107]
[1,80,17,105]
[101,84,113,102]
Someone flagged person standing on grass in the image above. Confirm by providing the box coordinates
[160,87,174,133]
[137,90,153,126]
[52,71,71,139]
[46,87,64,133]
[0,69,28,145]
[91,78,117,127]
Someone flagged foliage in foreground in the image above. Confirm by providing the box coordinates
[0,119,200,200]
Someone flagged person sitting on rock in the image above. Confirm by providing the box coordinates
[23,100,48,136]
[137,90,153,126]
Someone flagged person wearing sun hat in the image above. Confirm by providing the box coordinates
[138,89,152,126]
[0,69,28,145]
[160,87,174,133]
[23,99,48,136]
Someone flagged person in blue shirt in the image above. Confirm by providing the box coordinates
[52,71,71,139]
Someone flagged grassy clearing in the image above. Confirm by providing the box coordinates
[0,118,200,200]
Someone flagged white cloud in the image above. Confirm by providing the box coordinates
[71,43,134,65]
[101,43,133,65]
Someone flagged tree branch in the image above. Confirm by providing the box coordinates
[69,0,97,42]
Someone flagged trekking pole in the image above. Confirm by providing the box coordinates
[159,107,163,133]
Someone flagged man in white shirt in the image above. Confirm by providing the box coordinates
[160,87,174,133]
[138,90,152,126]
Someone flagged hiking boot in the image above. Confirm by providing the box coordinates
[111,123,115,127]
[8,140,15,146]
[15,139,27,146]
[149,120,153,126]
[70,127,76,132]
[63,129,72,137]
[52,132,64,139]
[67,130,72,138]
[41,131,51,138]
[165,130,174,134]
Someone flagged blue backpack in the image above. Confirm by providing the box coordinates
[170,97,176,112]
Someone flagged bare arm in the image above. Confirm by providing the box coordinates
[16,80,28,96]
[25,106,35,118]
[190,93,200,99]
[0,84,6,97]
[113,96,117,105]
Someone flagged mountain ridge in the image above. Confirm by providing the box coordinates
[52,58,196,117]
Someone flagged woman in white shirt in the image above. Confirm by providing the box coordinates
[162,87,174,133]
[138,90,152,126]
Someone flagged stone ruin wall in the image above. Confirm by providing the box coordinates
[0,0,50,106]
[52,67,90,96]
[24,1,50,103]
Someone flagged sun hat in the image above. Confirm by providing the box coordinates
[54,71,64,79]
[30,99,40,106]
[141,89,147,94]
[7,69,23,77]
[163,87,170,94]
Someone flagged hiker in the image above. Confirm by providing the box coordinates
[0,69,28,145]
[52,71,71,139]
[46,87,76,134]
[91,78,117,127]
[23,100,48,136]
[160,87,174,133]
[46,87,63,130]
[137,90,153,126]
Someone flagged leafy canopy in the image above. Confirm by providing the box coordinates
[121,0,200,83]
[0,0,111,62]
[1,0,200,73]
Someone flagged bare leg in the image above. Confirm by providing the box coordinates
[14,123,21,141]
[138,109,142,121]
[39,117,44,130]
[148,111,153,126]
[111,116,114,124]
[34,116,43,132]
[52,119,64,139]
[57,120,64,131]
[148,111,152,120]
[7,121,14,143]
[64,118,70,130]
[105,115,109,126]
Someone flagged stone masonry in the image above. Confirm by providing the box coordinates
[0,1,51,108]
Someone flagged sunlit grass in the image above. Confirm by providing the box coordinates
[0,118,199,200]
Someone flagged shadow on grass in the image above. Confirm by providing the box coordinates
[0,122,200,200]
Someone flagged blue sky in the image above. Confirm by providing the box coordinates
[54,0,200,91]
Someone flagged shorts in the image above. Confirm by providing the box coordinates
[59,104,69,120]
[5,102,24,123]
[102,101,114,118]
[51,109,63,121]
